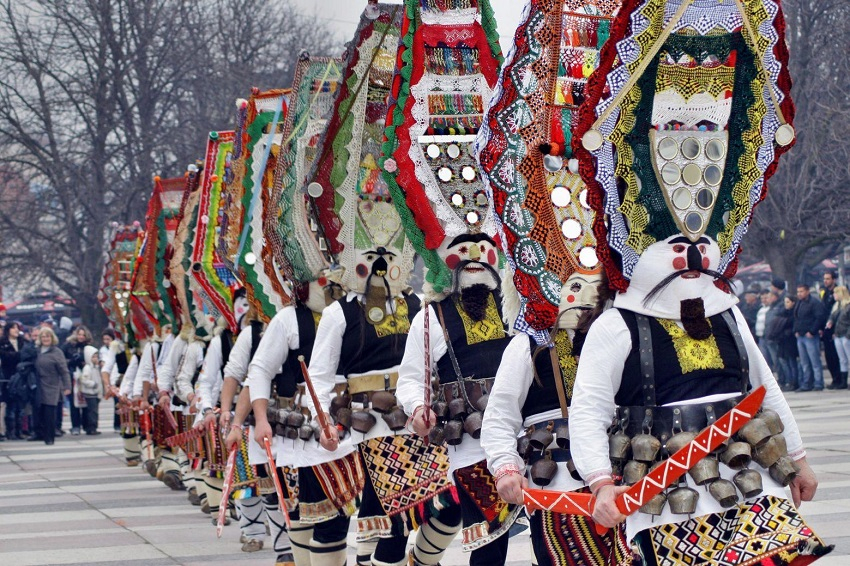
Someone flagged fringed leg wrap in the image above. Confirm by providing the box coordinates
[237,496,267,540]
[204,472,224,518]
[289,519,314,566]
[411,516,461,565]
[264,491,293,556]
[356,539,378,566]
[123,434,141,464]
[309,538,348,566]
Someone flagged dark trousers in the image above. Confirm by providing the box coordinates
[41,403,57,443]
[65,394,82,429]
[113,398,120,430]
[83,396,99,433]
[4,399,22,437]
[823,332,842,385]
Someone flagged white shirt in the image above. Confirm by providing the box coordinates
[118,355,139,397]
[245,305,356,466]
[175,340,205,403]
[307,295,407,444]
[397,304,487,473]
[157,336,187,393]
[158,334,174,369]
[755,304,769,337]
[196,335,223,412]
[132,342,159,398]
[227,325,258,386]
[569,305,804,540]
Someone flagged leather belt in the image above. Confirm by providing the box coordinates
[617,394,744,443]
[348,372,399,395]
[438,377,494,403]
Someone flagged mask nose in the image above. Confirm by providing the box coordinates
[468,245,481,261]
[687,244,702,271]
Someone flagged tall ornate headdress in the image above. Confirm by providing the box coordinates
[191,130,242,331]
[98,222,144,341]
[383,0,504,298]
[169,161,214,337]
[477,0,621,342]
[268,54,342,287]
[306,3,412,296]
[218,90,291,321]
[131,175,187,335]
[574,0,795,291]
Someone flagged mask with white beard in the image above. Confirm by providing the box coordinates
[437,234,501,322]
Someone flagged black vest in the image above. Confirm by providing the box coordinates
[520,332,580,420]
[115,349,129,374]
[434,295,510,384]
[273,306,318,398]
[615,308,744,407]
[337,294,421,376]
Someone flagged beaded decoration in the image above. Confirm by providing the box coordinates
[268,56,342,286]
[476,0,620,342]
[383,0,503,297]
[306,4,413,293]
[98,223,144,342]
[573,0,795,291]
[190,130,241,331]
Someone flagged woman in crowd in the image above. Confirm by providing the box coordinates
[0,322,25,439]
[35,327,71,445]
[826,286,850,389]
[768,295,800,391]
[62,325,92,435]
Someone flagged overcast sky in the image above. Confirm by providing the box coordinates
[291,0,526,52]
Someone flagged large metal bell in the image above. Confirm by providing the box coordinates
[639,492,667,516]
[758,408,784,435]
[738,418,772,448]
[432,401,449,419]
[335,407,352,431]
[665,431,697,455]
[381,407,408,431]
[530,427,555,451]
[688,457,721,486]
[623,460,648,485]
[668,486,699,515]
[429,426,445,446]
[733,468,763,499]
[769,456,798,486]
[631,433,662,462]
[448,398,468,420]
[371,391,397,414]
[286,411,305,429]
[720,441,752,470]
[351,410,377,434]
[474,394,489,413]
[330,393,351,418]
[609,431,631,462]
[517,436,532,460]
[530,458,558,486]
[444,420,464,446]
[463,411,483,439]
[567,458,582,482]
[753,435,786,468]
[298,424,314,441]
[555,423,570,449]
[709,479,739,508]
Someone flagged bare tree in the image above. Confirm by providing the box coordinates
[746,0,850,285]
[0,0,339,327]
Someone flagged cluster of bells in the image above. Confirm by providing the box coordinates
[426,381,490,446]
[266,398,322,443]
[519,421,583,486]
[328,391,408,437]
[608,408,798,516]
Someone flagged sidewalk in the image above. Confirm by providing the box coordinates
[0,392,849,565]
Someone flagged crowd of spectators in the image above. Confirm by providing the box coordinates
[742,271,849,392]
[0,316,118,443]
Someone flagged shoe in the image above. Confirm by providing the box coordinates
[144,460,158,477]
[26,435,41,441]
[55,429,64,437]
[114,427,121,433]
[240,533,248,544]
[86,431,102,436]
[200,500,210,515]
[71,428,81,436]
[45,439,54,445]
[126,459,140,467]
[275,553,295,566]
[162,471,185,491]
[187,489,201,506]
[212,516,230,526]
[814,387,824,391]
[827,383,838,390]
[241,538,263,552]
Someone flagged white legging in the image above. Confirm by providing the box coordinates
[835,336,850,372]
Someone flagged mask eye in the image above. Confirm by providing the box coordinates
[570,282,581,293]
[366,254,375,262]
[458,246,468,254]
[480,245,486,252]
[699,245,707,254]
[673,244,685,253]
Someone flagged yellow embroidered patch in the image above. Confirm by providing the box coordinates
[554,329,578,398]
[373,298,411,338]
[657,318,724,374]
[455,294,505,345]
[312,311,322,329]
